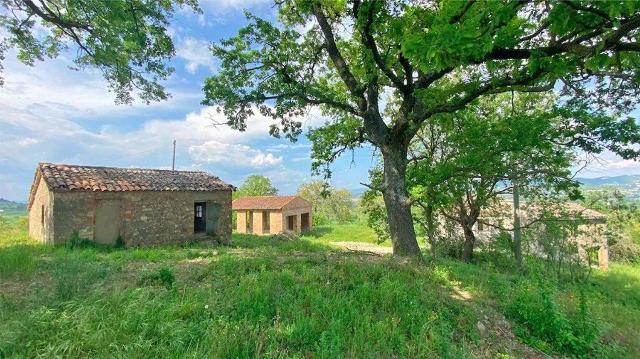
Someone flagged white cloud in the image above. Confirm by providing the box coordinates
[573,151,640,178]
[0,53,200,118]
[189,140,282,168]
[175,37,215,74]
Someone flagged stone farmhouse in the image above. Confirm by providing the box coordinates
[27,163,234,246]
[232,196,312,235]
[474,200,609,269]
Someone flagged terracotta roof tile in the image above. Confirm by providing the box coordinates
[34,162,234,195]
[232,196,305,210]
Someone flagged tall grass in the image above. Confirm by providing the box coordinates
[1,216,639,357]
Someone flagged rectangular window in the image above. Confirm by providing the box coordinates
[41,205,44,225]
[477,221,484,231]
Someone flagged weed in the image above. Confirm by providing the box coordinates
[506,275,600,356]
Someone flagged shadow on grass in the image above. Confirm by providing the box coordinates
[230,233,332,253]
[299,226,333,238]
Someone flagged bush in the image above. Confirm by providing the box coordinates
[506,276,599,356]
[139,267,175,290]
[609,237,640,264]
[65,231,96,249]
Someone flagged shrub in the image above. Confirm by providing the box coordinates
[139,267,175,290]
[609,237,640,264]
[65,231,96,249]
[114,236,126,249]
[506,276,599,356]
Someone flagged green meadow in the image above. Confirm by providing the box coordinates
[1,216,638,358]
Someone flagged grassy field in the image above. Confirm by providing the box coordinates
[1,216,639,358]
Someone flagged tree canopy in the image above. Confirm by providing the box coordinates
[0,0,197,103]
[235,175,279,198]
[297,180,354,224]
[204,0,640,255]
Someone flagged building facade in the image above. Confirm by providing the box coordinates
[474,200,609,270]
[233,196,312,235]
[27,163,234,246]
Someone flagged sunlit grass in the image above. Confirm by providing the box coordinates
[1,216,638,357]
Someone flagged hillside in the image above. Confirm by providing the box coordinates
[577,174,640,201]
[1,219,638,357]
[0,199,26,215]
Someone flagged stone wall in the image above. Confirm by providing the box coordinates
[27,177,54,243]
[50,190,232,246]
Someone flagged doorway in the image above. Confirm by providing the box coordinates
[95,199,121,245]
[301,212,310,231]
[246,211,253,234]
[194,202,206,233]
[286,215,297,231]
[262,211,270,234]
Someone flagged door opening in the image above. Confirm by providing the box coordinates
[301,213,310,231]
[194,202,206,233]
[287,215,297,231]
[247,211,253,234]
[262,211,270,234]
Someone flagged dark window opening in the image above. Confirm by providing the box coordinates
[301,213,310,231]
[247,211,253,234]
[262,211,270,234]
[194,202,206,233]
[287,215,297,231]
[478,221,484,231]
[41,205,44,225]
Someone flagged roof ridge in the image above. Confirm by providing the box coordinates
[40,162,209,174]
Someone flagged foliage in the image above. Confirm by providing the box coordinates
[0,0,199,103]
[205,0,640,254]
[296,180,354,225]
[583,189,640,263]
[360,187,390,244]
[234,175,278,198]
[506,276,599,356]
[139,267,175,290]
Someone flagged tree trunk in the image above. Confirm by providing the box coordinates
[381,147,421,256]
[512,181,523,270]
[461,222,476,262]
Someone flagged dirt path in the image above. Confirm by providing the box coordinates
[331,241,393,255]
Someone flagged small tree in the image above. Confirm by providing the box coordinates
[235,175,278,198]
[297,180,354,224]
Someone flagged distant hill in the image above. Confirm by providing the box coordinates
[576,175,640,201]
[577,175,640,187]
[0,198,27,215]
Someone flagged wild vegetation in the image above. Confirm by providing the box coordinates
[1,215,639,358]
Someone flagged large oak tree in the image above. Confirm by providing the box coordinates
[203,0,640,255]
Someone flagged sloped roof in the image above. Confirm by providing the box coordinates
[28,163,234,209]
[232,196,310,210]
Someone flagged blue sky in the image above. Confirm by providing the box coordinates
[0,0,637,202]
